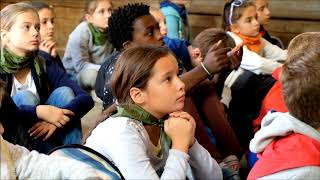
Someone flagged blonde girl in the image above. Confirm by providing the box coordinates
[0,3,94,153]
[63,0,113,90]
[85,45,222,179]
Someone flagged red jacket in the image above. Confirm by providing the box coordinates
[253,67,287,132]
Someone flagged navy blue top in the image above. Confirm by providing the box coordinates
[0,51,94,122]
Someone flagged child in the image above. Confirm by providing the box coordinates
[160,0,192,42]
[253,32,320,132]
[252,0,284,48]
[86,45,222,179]
[248,32,320,179]
[63,0,114,90]
[0,80,103,179]
[221,0,285,148]
[28,1,64,69]
[0,3,94,153]
[222,0,287,75]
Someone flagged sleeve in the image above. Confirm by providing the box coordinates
[262,38,287,63]
[240,45,283,75]
[46,56,94,120]
[89,121,190,179]
[188,140,223,179]
[165,15,180,39]
[3,138,100,179]
[67,23,97,73]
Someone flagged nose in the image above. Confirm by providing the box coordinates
[176,77,185,92]
[32,27,39,37]
[265,8,271,17]
[156,29,164,43]
[253,18,259,27]
[48,21,54,29]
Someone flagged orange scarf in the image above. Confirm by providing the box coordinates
[236,32,263,54]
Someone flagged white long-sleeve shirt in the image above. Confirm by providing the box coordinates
[227,31,287,75]
[85,116,222,179]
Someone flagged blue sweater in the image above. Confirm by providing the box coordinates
[0,51,94,123]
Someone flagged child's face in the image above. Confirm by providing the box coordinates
[86,0,112,29]
[232,6,260,37]
[139,54,185,119]
[38,8,55,41]
[130,14,164,47]
[255,0,271,27]
[4,11,40,56]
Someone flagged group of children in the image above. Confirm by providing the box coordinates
[0,0,319,179]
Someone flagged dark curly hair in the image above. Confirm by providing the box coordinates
[108,3,150,51]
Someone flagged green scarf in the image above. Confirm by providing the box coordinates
[0,48,46,77]
[0,48,32,73]
[112,105,171,147]
[88,23,107,46]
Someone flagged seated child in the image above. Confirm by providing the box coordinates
[28,1,65,70]
[0,79,100,179]
[86,45,222,179]
[94,4,242,173]
[248,32,320,179]
[253,32,320,132]
[220,0,286,148]
[63,0,114,90]
[160,0,192,42]
[0,3,94,153]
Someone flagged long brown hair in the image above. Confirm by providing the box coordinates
[111,45,172,107]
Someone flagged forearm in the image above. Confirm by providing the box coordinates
[188,141,223,179]
[180,65,208,93]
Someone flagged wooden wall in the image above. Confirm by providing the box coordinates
[1,0,319,55]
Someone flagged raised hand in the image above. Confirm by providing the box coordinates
[28,121,57,141]
[39,39,57,57]
[202,40,232,74]
[36,105,75,128]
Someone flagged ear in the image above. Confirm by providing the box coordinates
[0,29,8,43]
[123,41,133,50]
[230,24,240,34]
[130,87,145,105]
[85,14,92,23]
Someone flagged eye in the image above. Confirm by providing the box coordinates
[147,30,154,36]
[35,25,40,32]
[23,25,30,31]
[41,20,47,24]
[99,9,105,14]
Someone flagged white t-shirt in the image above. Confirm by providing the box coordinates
[11,71,39,99]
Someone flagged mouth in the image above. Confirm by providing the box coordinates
[30,40,39,45]
[176,94,185,102]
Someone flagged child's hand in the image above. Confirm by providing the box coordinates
[39,40,57,57]
[169,111,196,147]
[227,43,243,70]
[164,111,196,153]
[28,121,57,141]
[202,40,231,74]
[36,105,75,128]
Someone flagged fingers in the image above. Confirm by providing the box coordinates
[43,127,55,141]
[28,122,42,134]
[62,109,75,116]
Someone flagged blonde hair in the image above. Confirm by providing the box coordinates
[81,0,112,21]
[0,3,38,48]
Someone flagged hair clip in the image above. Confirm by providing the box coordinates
[229,0,244,25]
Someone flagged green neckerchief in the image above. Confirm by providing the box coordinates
[88,23,107,46]
[0,48,32,73]
[0,48,46,77]
[112,105,172,147]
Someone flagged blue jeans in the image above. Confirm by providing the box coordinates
[13,87,82,153]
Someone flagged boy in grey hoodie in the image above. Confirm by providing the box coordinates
[248,32,320,179]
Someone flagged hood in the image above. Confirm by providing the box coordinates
[250,111,320,153]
